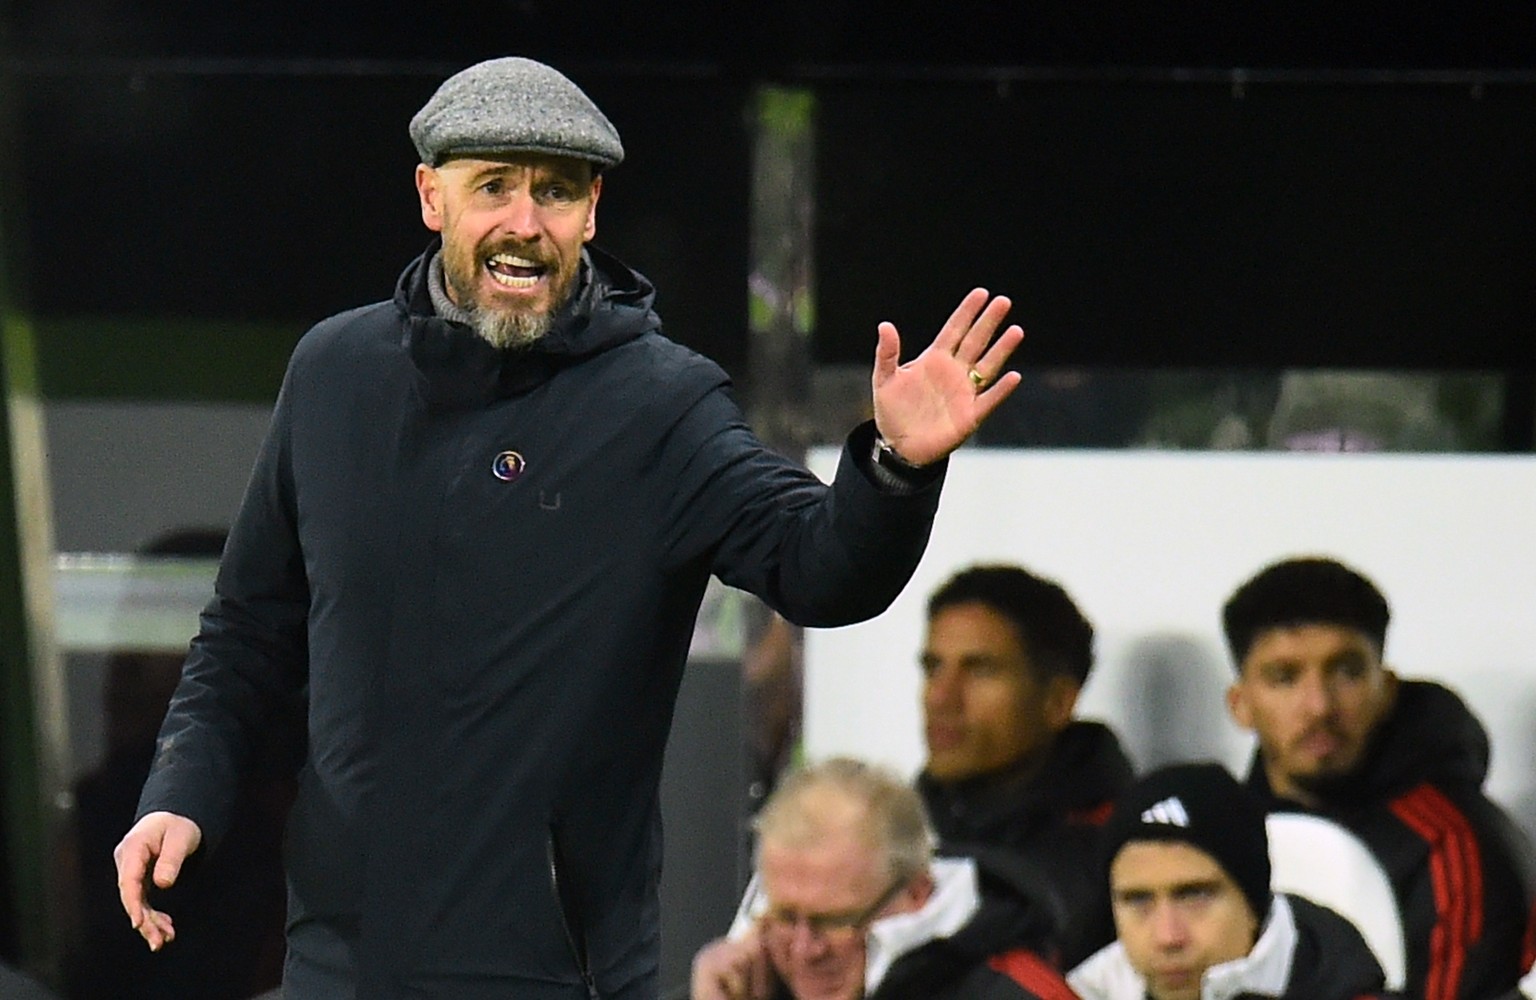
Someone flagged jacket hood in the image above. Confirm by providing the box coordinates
[1278,894,1389,1000]
[392,239,661,409]
[870,850,1060,999]
[1250,678,1491,805]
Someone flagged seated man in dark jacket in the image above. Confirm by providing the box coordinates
[1222,556,1535,1000]
[915,564,1135,960]
[1069,762,1392,1000]
[691,757,1077,1000]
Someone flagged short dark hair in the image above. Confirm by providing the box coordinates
[1222,556,1390,667]
[927,564,1094,686]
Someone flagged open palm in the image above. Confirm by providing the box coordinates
[871,288,1025,467]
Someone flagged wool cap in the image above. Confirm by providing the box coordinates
[1102,762,1272,921]
[409,57,624,169]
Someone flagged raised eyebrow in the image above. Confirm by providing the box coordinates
[465,164,517,185]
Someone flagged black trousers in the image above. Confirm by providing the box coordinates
[282,919,660,999]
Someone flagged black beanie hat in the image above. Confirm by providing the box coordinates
[1102,762,1272,921]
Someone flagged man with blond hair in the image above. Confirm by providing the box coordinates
[691,757,1076,1000]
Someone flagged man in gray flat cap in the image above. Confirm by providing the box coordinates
[113,56,1026,999]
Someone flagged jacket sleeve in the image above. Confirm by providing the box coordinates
[135,368,311,845]
[985,949,1083,1000]
[659,381,945,628]
[1387,782,1535,1000]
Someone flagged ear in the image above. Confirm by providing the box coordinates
[416,164,446,233]
[1044,676,1080,734]
[900,870,936,913]
[583,174,603,242]
[1226,679,1253,730]
[1379,666,1400,705]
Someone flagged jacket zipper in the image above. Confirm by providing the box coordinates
[548,831,601,1000]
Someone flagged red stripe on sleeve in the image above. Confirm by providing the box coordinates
[1067,800,1116,826]
[987,948,1081,1000]
[1391,782,1485,1000]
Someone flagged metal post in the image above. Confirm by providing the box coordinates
[0,56,70,985]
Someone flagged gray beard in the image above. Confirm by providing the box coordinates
[466,306,552,351]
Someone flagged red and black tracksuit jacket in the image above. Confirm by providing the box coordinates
[1249,680,1536,1000]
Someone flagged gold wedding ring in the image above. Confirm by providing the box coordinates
[968,368,987,391]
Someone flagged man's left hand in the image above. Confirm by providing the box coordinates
[871,287,1025,467]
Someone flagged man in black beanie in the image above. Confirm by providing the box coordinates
[1223,556,1535,1000]
[1068,762,1390,1000]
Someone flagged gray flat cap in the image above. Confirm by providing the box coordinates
[410,57,624,169]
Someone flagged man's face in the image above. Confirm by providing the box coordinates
[1226,624,1397,805]
[1110,841,1260,1000]
[921,601,1074,782]
[757,830,919,1000]
[414,153,600,349]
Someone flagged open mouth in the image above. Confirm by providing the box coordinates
[486,252,548,289]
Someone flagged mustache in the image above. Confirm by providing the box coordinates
[1291,720,1346,746]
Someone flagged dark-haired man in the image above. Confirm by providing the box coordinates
[916,564,1135,961]
[1069,762,1392,1000]
[1223,555,1535,1000]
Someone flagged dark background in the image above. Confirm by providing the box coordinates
[815,77,1536,369]
[5,2,1536,381]
[7,1,1536,70]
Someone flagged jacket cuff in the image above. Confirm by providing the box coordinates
[850,421,945,495]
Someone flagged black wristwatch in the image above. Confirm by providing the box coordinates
[872,434,924,476]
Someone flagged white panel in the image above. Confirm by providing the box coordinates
[804,447,1536,838]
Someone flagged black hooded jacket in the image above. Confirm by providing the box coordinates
[1247,679,1536,1000]
[138,244,947,999]
[1271,894,1395,1000]
[917,720,1135,962]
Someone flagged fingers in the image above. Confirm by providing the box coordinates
[953,295,1017,367]
[966,323,1026,387]
[114,832,175,951]
[931,287,992,354]
[973,369,1024,420]
[691,935,769,1000]
[152,821,198,889]
[138,906,177,952]
[871,321,902,389]
[747,934,772,999]
[113,835,152,931]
